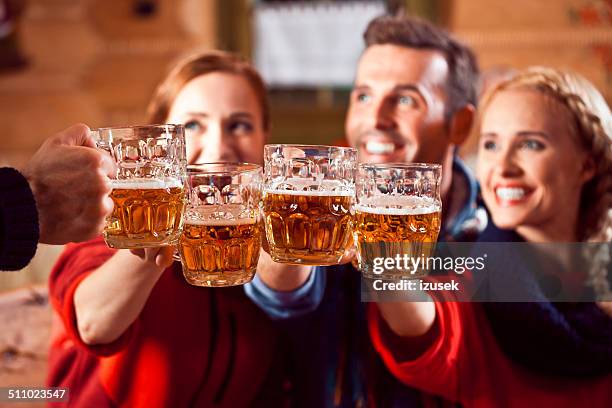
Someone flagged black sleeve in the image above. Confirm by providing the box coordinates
[0,167,40,271]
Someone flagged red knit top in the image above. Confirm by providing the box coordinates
[47,238,285,407]
[368,301,612,407]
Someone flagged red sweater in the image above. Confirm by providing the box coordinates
[47,238,285,407]
[369,302,612,407]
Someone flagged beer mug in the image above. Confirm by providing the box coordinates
[263,144,357,265]
[91,125,187,249]
[177,163,263,287]
[354,163,442,280]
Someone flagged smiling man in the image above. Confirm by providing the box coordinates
[345,16,485,239]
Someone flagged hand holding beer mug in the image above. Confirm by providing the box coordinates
[354,163,442,280]
[91,125,187,249]
[263,144,357,265]
[177,163,263,287]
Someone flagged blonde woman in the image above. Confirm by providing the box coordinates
[370,67,611,407]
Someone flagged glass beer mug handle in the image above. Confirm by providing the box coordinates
[89,128,100,146]
[89,129,110,151]
[89,129,116,178]
[172,246,181,262]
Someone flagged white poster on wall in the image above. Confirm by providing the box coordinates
[254,1,386,88]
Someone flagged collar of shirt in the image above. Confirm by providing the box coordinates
[440,157,487,242]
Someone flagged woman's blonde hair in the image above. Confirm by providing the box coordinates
[477,67,612,299]
[146,50,270,130]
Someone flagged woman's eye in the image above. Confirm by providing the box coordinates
[229,121,253,134]
[482,140,497,151]
[519,139,545,151]
[356,93,371,103]
[184,120,203,133]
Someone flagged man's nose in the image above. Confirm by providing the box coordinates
[372,97,397,131]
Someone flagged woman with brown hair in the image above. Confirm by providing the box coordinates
[46,51,310,407]
[369,67,611,407]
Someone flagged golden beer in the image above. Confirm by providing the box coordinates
[178,217,261,287]
[354,199,441,279]
[104,179,186,248]
[263,190,354,265]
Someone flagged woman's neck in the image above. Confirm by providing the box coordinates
[515,197,582,243]
[516,221,578,243]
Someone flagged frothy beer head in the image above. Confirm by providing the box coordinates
[355,195,440,215]
[185,217,257,226]
[264,178,354,197]
[184,203,259,226]
[111,177,183,190]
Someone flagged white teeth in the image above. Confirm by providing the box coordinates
[365,141,395,155]
[496,187,526,201]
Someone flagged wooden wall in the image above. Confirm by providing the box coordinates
[452,0,610,100]
[0,0,217,168]
[449,0,611,159]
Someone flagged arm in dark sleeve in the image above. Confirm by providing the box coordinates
[0,167,39,271]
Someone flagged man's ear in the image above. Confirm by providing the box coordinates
[448,104,476,146]
[580,155,596,184]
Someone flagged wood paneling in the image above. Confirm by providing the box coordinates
[450,0,612,161]
[0,0,217,168]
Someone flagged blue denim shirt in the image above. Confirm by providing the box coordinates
[244,266,325,320]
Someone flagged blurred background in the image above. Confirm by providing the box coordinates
[0,0,610,399]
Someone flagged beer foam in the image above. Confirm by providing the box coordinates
[265,189,354,197]
[185,205,258,225]
[111,177,182,189]
[265,179,354,197]
[185,218,257,226]
[355,196,440,215]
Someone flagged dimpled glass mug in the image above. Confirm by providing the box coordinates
[91,124,187,249]
[262,144,357,265]
[176,163,263,287]
[353,163,442,280]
